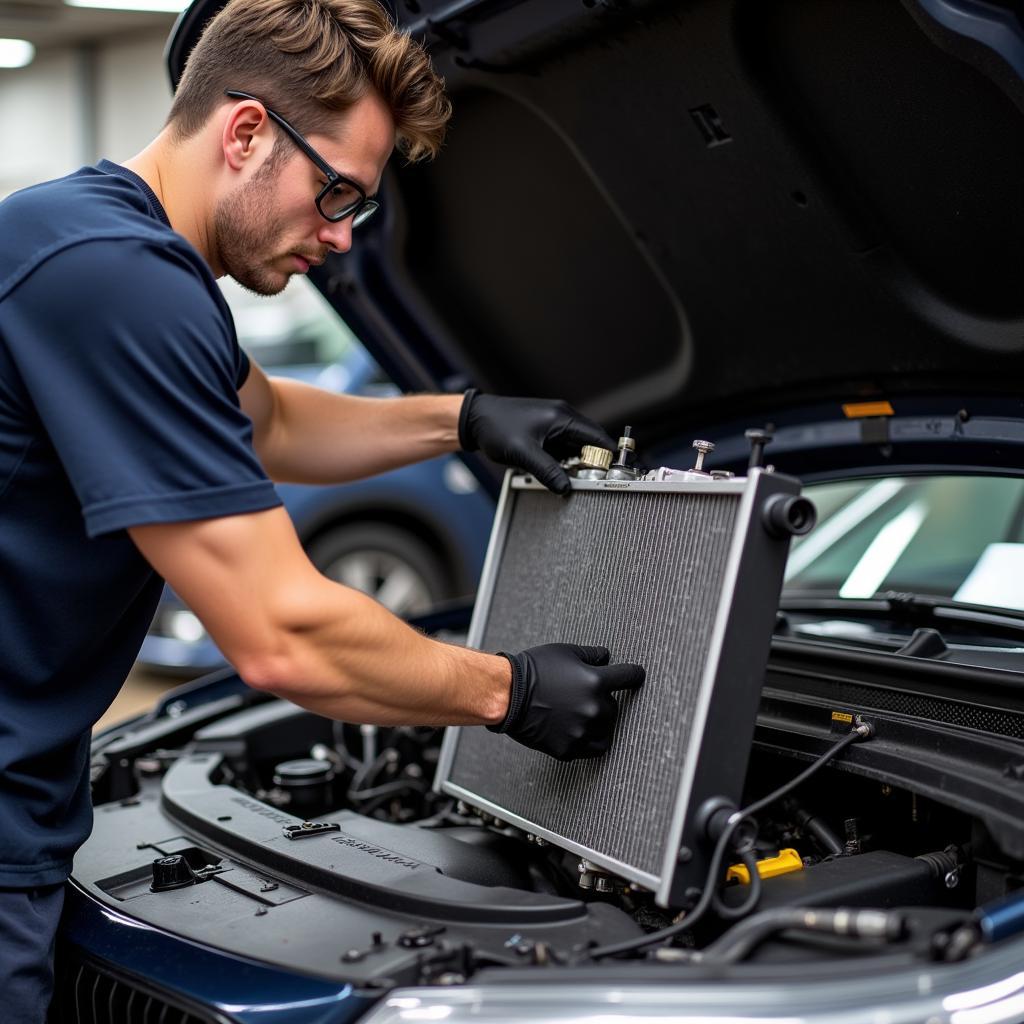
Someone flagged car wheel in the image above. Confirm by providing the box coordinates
[305,523,451,617]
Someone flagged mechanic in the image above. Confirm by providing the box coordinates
[0,0,645,1016]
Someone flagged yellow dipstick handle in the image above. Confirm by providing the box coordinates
[726,847,804,885]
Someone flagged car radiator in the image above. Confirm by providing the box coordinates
[435,464,812,906]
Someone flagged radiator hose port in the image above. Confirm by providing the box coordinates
[763,494,816,538]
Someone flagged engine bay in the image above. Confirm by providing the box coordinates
[81,654,1024,987]
[76,436,1024,986]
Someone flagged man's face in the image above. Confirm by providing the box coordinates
[214,90,395,296]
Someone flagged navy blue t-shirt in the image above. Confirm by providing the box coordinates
[0,161,282,886]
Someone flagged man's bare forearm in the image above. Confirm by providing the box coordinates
[245,572,512,726]
[130,510,510,727]
[257,378,463,484]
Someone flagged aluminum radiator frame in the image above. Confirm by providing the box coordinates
[434,468,802,907]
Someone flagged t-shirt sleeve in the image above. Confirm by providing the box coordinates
[5,238,280,537]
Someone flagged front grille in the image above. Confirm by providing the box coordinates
[49,955,221,1024]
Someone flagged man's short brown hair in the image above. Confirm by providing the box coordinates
[168,0,451,161]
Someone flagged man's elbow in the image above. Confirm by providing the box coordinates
[230,642,312,697]
[230,643,350,704]
[233,649,297,694]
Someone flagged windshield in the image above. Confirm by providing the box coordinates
[785,476,1024,613]
[218,276,357,368]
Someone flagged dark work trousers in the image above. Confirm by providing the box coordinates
[0,884,65,1023]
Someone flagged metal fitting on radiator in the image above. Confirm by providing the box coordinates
[763,494,817,538]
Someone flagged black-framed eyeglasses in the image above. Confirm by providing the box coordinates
[225,89,380,227]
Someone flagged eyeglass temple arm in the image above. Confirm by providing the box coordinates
[223,90,339,183]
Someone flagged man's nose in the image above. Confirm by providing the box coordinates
[318,218,353,255]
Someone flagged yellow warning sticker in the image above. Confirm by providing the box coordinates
[842,401,895,419]
[831,712,854,723]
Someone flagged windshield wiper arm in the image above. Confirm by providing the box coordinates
[780,588,1024,641]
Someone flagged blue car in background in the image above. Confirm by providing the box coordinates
[138,278,494,674]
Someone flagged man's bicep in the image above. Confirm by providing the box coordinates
[128,507,321,678]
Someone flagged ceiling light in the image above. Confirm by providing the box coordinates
[65,0,190,12]
[0,39,35,69]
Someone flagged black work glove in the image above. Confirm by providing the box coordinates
[489,643,645,761]
[458,389,615,495]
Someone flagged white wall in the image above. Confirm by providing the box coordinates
[0,50,83,198]
[95,31,173,164]
[0,30,173,199]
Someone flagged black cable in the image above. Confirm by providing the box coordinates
[587,724,871,960]
[696,905,904,965]
[347,748,394,799]
[783,797,845,857]
[348,778,428,802]
[740,726,870,821]
[712,846,762,921]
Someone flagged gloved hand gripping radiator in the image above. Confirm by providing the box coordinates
[434,458,812,907]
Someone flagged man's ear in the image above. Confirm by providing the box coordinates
[222,100,271,172]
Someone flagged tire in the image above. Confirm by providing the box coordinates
[305,522,452,617]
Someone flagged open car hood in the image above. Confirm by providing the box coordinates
[167,0,1024,469]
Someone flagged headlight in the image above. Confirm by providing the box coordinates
[360,944,1024,1024]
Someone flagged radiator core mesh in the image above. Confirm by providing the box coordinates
[448,486,740,877]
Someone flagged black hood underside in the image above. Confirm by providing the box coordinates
[170,0,1024,443]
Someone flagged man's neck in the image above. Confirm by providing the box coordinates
[123,129,224,276]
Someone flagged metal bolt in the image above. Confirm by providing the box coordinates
[744,428,773,470]
[595,877,614,894]
[692,440,715,472]
[677,846,693,864]
[342,949,365,963]
[436,973,466,986]
[843,817,862,856]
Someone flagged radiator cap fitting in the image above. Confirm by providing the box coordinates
[579,445,613,471]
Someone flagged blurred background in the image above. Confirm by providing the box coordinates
[0,3,176,198]
[0,5,493,729]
